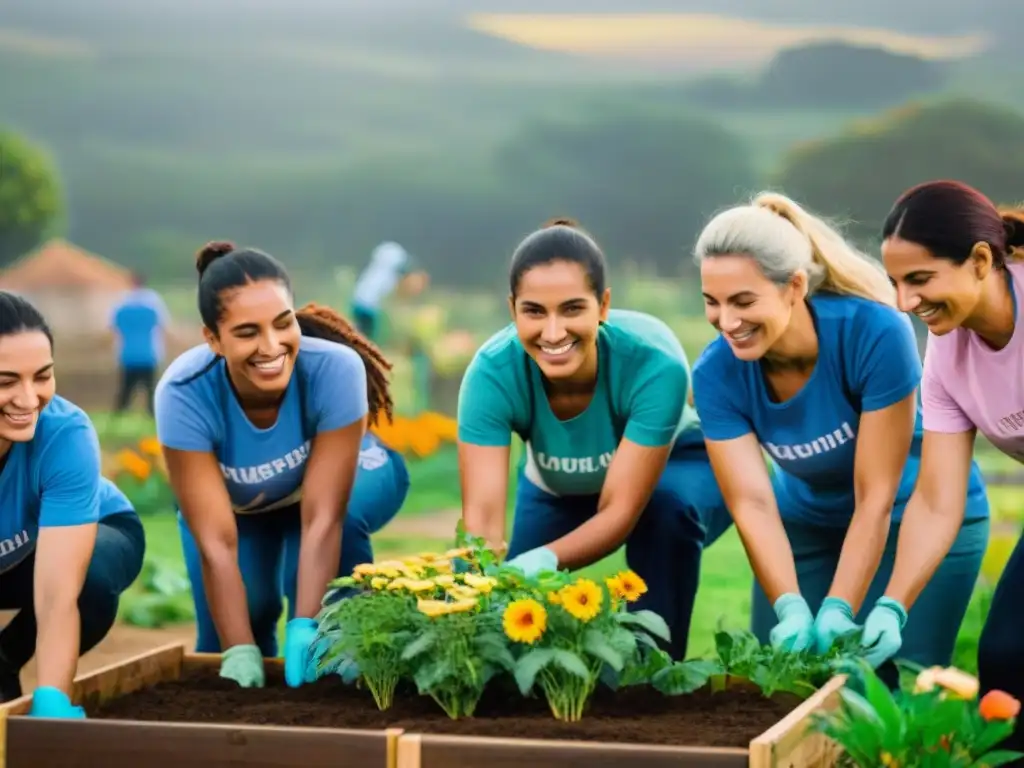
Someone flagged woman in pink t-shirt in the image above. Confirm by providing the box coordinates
[874,180,1024,746]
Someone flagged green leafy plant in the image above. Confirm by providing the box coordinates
[120,557,194,628]
[811,658,1023,767]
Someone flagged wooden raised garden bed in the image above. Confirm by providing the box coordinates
[0,642,845,768]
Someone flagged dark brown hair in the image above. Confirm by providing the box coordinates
[194,240,393,425]
[509,217,607,298]
[882,180,1024,268]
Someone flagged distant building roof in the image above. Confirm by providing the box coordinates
[0,238,134,292]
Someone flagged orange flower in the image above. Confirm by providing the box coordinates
[137,436,162,457]
[980,690,1021,721]
[116,449,151,482]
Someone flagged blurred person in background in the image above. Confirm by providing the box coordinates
[874,181,1024,746]
[0,292,145,717]
[691,192,989,680]
[109,271,171,417]
[351,240,428,343]
[457,218,732,661]
[154,242,409,690]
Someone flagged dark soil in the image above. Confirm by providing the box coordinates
[89,666,798,748]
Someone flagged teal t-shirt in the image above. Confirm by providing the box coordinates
[457,309,699,497]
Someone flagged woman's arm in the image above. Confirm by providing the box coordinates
[706,434,799,601]
[293,417,366,618]
[33,524,96,693]
[826,392,917,612]
[544,439,672,569]
[881,429,976,609]
[163,448,254,649]
[458,442,510,552]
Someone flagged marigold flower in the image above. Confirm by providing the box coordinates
[446,585,479,601]
[615,570,648,602]
[980,690,1021,721]
[417,598,478,618]
[433,574,455,587]
[462,574,497,593]
[370,576,389,590]
[353,563,377,577]
[138,436,162,456]
[503,599,547,644]
[559,579,603,622]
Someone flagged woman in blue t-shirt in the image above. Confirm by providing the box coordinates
[0,293,145,717]
[690,193,990,671]
[154,242,409,690]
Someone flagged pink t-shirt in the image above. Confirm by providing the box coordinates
[922,260,1024,462]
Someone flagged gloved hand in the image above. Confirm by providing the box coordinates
[28,687,85,719]
[219,644,265,688]
[769,593,815,652]
[284,618,318,688]
[504,546,558,578]
[860,597,907,668]
[813,596,862,653]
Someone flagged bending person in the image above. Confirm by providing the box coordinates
[458,219,732,660]
[872,180,1023,743]
[0,293,145,716]
[691,192,988,670]
[155,242,409,689]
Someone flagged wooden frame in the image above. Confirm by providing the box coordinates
[0,643,845,768]
[0,643,401,768]
[395,675,847,768]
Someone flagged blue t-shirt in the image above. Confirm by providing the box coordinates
[0,396,134,574]
[154,336,368,514]
[110,288,169,368]
[692,293,988,527]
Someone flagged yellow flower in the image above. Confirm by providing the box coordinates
[386,578,411,591]
[402,556,427,567]
[370,576,389,590]
[417,598,478,617]
[503,599,547,644]
[559,579,603,622]
[433,574,455,587]
[615,570,648,602]
[547,590,562,605]
[605,575,623,600]
[462,574,497,594]
[417,552,439,562]
[353,563,377,577]
[444,547,471,559]
[447,585,479,601]
[429,558,452,573]
[403,579,437,593]
[915,666,979,699]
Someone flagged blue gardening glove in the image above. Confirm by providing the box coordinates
[769,593,815,652]
[284,618,319,688]
[860,597,907,668]
[813,596,862,654]
[219,644,265,688]
[29,687,85,719]
[504,546,558,578]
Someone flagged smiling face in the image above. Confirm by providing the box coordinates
[881,236,990,335]
[0,330,55,447]
[700,254,804,361]
[510,260,610,383]
[203,278,301,399]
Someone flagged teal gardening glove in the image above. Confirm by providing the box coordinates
[284,617,319,688]
[812,596,862,654]
[769,593,815,652]
[504,546,558,578]
[860,596,907,668]
[28,687,85,719]
[220,644,265,688]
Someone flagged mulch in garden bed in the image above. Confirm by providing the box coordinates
[89,666,798,747]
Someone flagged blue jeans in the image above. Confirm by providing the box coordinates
[180,436,409,654]
[979,529,1024,755]
[750,514,989,670]
[0,512,146,698]
[508,441,732,660]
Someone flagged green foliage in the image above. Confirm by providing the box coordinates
[774,98,1024,243]
[0,129,63,265]
[811,659,1022,767]
[120,557,194,628]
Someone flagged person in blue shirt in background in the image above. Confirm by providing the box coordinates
[0,292,145,717]
[155,241,409,690]
[350,241,428,342]
[109,271,171,416]
[690,192,989,673]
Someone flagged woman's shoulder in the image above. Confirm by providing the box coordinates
[32,395,99,456]
[157,344,220,389]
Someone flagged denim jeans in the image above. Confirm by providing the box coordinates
[507,440,732,660]
[180,440,409,654]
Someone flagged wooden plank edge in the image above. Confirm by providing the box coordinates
[0,641,187,768]
[747,674,847,768]
[396,731,420,768]
[183,652,284,671]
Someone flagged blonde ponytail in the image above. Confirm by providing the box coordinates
[694,191,896,307]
